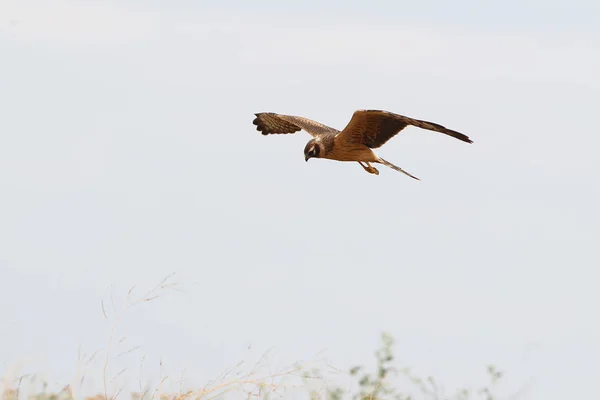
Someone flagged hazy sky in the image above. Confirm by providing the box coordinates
[1,1,599,399]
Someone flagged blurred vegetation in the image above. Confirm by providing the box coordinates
[1,277,508,400]
[302,332,505,400]
[1,332,505,400]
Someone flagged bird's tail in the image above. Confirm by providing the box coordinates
[378,158,420,180]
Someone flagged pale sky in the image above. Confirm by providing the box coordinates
[1,1,599,399]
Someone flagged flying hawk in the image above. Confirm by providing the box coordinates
[252,109,472,180]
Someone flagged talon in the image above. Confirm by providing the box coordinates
[358,161,379,175]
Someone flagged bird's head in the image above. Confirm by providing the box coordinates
[304,140,321,162]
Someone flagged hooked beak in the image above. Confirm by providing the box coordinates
[305,154,310,162]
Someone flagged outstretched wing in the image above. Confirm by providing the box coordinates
[336,109,472,148]
[253,112,340,138]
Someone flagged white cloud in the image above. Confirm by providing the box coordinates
[3,2,598,86]
[0,1,160,43]
[160,11,600,85]
[232,20,600,84]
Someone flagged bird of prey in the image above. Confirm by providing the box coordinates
[252,109,472,180]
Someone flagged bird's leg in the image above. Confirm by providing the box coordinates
[367,162,380,175]
[358,161,379,175]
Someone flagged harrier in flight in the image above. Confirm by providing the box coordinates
[252,109,472,180]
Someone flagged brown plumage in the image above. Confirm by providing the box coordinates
[252,109,472,180]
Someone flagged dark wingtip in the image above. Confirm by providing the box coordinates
[448,129,473,144]
[456,131,474,144]
[252,115,268,134]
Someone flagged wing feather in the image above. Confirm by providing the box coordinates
[253,112,339,138]
[336,109,472,148]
